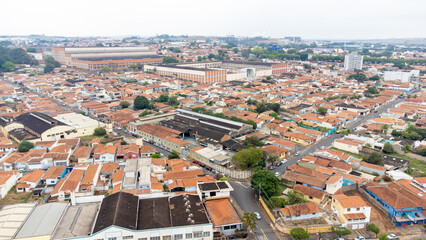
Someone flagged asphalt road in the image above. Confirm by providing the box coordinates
[228,96,409,240]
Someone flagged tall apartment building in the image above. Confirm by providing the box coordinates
[51,47,163,70]
[344,52,363,71]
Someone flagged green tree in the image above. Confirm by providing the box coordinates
[382,142,395,154]
[369,75,380,81]
[129,64,138,71]
[168,96,179,106]
[168,151,180,159]
[317,106,328,116]
[134,96,150,110]
[332,226,351,237]
[270,112,279,119]
[367,86,379,94]
[232,148,263,170]
[251,170,279,197]
[156,94,170,102]
[150,153,161,158]
[381,124,389,134]
[366,152,383,165]
[242,212,257,231]
[403,144,412,153]
[417,148,426,156]
[1,61,15,72]
[243,136,265,147]
[18,141,34,152]
[93,127,107,136]
[290,228,309,240]
[162,56,179,64]
[120,140,128,145]
[119,101,130,108]
[139,110,151,117]
[367,223,380,237]
[44,64,54,73]
[101,66,111,72]
[267,155,279,164]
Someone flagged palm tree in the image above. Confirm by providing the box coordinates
[381,124,389,134]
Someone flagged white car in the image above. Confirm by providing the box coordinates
[253,212,261,220]
[387,234,400,239]
[275,172,281,177]
[354,236,365,240]
[295,152,300,156]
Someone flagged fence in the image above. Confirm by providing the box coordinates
[73,195,104,205]
[258,196,335,234]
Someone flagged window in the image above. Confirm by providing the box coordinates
[123,236,133,240]
[203,232,210,237]
[347,208,351,212]
[210,192,216,197]
[224,226,230,230]
[309,196,313,199]
[107,238,117,240]
[185,233,192,239]
[356,207,360,211]
[162,236,171,240]
[150,237,160,240]
[193,232,202,238]
[173,234,183,240]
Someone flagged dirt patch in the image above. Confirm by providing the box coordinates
[0,186,48,206]
[345,190,395,234]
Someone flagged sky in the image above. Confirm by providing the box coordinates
[1,0,425,40]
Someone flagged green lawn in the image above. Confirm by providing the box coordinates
[388,153,426,177]
[273,184,287,196]
[79,135,98,140]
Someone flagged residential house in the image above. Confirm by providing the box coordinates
[280,202,325,221]
[332,194,371,229]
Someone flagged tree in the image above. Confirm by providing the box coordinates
[1,61,15,72]
[417,148,426,156]
[139,110,151,117]
[270,112,279,119]
[367,86,379,94]
[162,56,179,64]
[134,96,150,110]
[150,153,161,158]
[369,75,380,81]
[243,136,265,147]
[382,142,395,154]
[332,226,351,237]
[168,151,180,159]
[119,101,130,108]
[381,124,389,134]
[232,148,263,170]
[290,228,309,239]
[93,127,107,136]
[242,212,256,231]
[366,152,383,166]
[317,107,327,116]
[101,67,111,72]
[120,140,128,145]
[44,64,54,73]
[251,170,279,197]
[168,96,179,106]
[18,141,34,152]
[403,144,412,153]
[129,64,138,71]
[367,223,380,237]
[156,94,170,102]
[267,155,279,164]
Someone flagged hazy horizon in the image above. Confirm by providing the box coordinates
[2,0,425,40]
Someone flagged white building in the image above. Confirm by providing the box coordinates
[384,70,420,82]
[344,52,363,71]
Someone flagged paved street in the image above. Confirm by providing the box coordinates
[230,181,282,240]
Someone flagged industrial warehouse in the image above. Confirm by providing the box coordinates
[51,47,163,70]
[144,60,288,83]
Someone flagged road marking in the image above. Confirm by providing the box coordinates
[235,181,250,188]
[261,228,269,240]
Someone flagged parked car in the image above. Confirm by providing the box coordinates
[282,159,287,163]
[354,236,365,240]
[275,172,281,177]
[268,165,275,170]
[212,170,219,174]
[276,161,283,167]
[387,234,400,239]
[320,146,325,150]
[295,152,300,156]
[199,163,206,167]
[205,166,212,171]
[334,238,344,240]
[192,160,199,164]
[254,212,261,220]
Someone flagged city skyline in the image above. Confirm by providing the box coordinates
[2,0,425,39]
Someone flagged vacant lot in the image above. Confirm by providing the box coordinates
[0,186,48,205]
